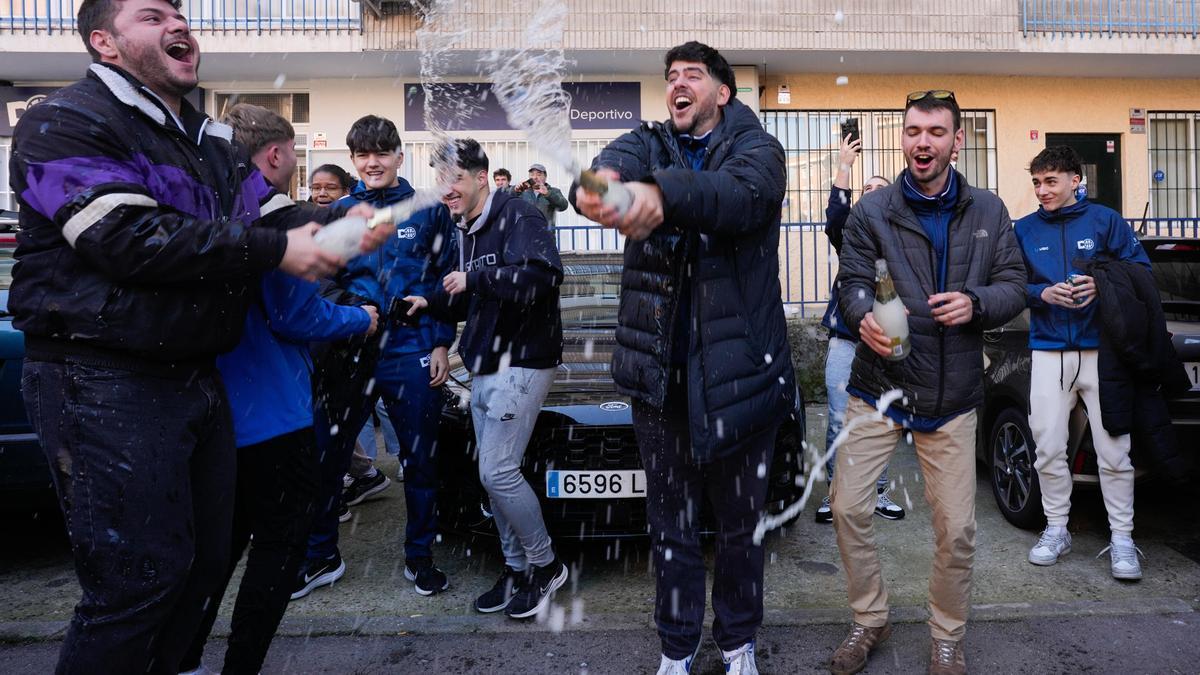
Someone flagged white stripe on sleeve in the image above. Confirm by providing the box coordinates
[62,193,158,248]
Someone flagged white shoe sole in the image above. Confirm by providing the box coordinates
[507,565,568,619]
[290,559,346,600]
[1028,545,1070,566]
[404,566,450,596]
[1112,567,1142,581]
[474,596,511,613]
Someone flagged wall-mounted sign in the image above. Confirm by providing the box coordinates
[2,86,58,136]
[1129,107,1146,134]
[1029,130,1039,141]
[1106,140,1116,153]
[777,84,791,105]
[1154,169,1165,183]
[404,82,641,132]
[312,132,327,149]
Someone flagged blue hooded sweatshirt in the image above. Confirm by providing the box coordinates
[218,271,372,448]
[336,178,458,358]
[1013,199,1149,351]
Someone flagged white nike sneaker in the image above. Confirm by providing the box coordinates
[722,640,758,675]
[1028,528,1072,566]
[656,644,701,674]
[1098,539,1144,580]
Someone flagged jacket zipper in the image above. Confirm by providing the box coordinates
[1059,224,1072,347]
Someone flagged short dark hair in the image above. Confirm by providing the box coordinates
[78,0,183,62]
[346,115,402,154]
[311,164,355,190]
[867,175,892,185]
[493,168,511,180]
[434,138,488,175]
[905,92,961,132]
[222,103,294,158]
[664,41,736,98]
[1029,145,1083,177]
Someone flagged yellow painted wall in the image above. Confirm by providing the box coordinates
[760,73,1200,219]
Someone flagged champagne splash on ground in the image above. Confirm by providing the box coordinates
[753,388,906,545]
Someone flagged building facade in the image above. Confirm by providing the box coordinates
[3,0,1199,311]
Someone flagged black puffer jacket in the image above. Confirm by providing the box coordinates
[1081,256,1192,481]
[837,173,1026,418]
[573,98,798,462]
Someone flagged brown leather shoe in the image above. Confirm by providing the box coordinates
[828,621,892,675]
[929,638,967,675]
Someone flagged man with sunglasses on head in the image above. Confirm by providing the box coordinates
[827,90,1025,675]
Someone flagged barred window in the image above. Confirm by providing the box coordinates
[214,92,310,124]
[1148,112,1199,221]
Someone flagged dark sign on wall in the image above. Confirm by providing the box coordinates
[2,85,205,136]
[404,82,641,132]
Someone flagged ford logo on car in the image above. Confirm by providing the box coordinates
[599,401,629,412]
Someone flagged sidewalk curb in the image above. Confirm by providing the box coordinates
[3,596,1194,643]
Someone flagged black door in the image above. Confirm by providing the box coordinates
[1044,133,1123,213]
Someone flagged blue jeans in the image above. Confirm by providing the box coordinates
[307,351,442,562]
[22,359,235,675]
[356,398,400,459]
[826,337,890,491]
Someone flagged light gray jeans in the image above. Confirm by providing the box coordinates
[471,366,557,571]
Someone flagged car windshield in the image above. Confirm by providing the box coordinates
[1146,240,1200,321]
[559,256,622,330]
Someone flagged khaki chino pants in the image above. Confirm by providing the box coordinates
[831,396,978,641]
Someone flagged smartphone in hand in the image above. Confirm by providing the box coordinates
[390,297,423,328]
[840,118,861,148]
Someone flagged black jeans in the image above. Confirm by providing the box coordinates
[631,374,778,659]
[181,427,320,674]
[21,359,235,675]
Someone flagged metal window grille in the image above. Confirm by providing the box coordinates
[214,92,310,124]
[1146,112,1200,237]
[760,108,998,315]
[0,138,12,212]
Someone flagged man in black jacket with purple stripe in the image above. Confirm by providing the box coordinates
[8,1,385,671]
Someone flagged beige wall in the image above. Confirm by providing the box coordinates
[760,73,1200,218]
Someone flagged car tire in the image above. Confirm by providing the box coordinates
[988,407,1045,530]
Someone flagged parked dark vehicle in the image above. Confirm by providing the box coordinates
[435,252,808,540]
[978,236,1200,529]
[0,223,55,510]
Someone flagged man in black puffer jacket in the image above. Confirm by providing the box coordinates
[828,91,1025,675]
[573,42,797,675]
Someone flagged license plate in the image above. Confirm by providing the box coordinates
[546,470,646,499]
[1188,362,1200,389]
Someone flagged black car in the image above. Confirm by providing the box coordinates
[0,223,55,511]
[978,237,1200,529]
[435,252,807,540]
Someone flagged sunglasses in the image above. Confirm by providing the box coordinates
[906,90,957,106]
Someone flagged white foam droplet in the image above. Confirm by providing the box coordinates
[664,547,673,561]
[273,73,286,89]
[836,76,850,86]
[834,9,845,23]
[757,462,767,478]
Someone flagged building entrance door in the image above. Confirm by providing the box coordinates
[1045,133,1123,214]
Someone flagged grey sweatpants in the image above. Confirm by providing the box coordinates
[471,366,557,570]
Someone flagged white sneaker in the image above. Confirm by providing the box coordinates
[722,641,758,675]
[1028,528,1072,566]
[656,644,700,674]
[874,491,906,520]
[1097,539,1144,580]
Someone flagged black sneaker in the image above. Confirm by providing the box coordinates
[474,566,523,613]
[403,557,450,596]
[337,501,352,524]
[815,495,833,523]
[290,554,345,600]
[343,470,391,506]
[875,490,906,520]
[505,558,568,619]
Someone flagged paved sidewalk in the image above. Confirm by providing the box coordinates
[2,411,1198,647]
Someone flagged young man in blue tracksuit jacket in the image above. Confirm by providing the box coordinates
[1013,145,1151,581]
[405,138,568,622]
[178,104,378,675]
[815,132,901,524]
[295,115,460,599]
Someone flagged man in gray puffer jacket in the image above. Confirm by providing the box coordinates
[827,91,1025,675]
[573,41,797,675]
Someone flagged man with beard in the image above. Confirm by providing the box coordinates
[7,1,387,672]
[572,42,798,675]
[827,91,1025,675]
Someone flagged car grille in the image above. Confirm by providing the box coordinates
[529,425,641,471]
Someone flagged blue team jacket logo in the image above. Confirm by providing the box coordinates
[1076,238,1095,251]
[398,226,417,239]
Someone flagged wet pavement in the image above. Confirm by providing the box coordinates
[2,410,1198,672]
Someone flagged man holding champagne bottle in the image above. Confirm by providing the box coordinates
[827,90,1026,675]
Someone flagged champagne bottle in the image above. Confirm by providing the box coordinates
[578,169,633,217]
[313,203,413,260]
[872,259,910,361]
